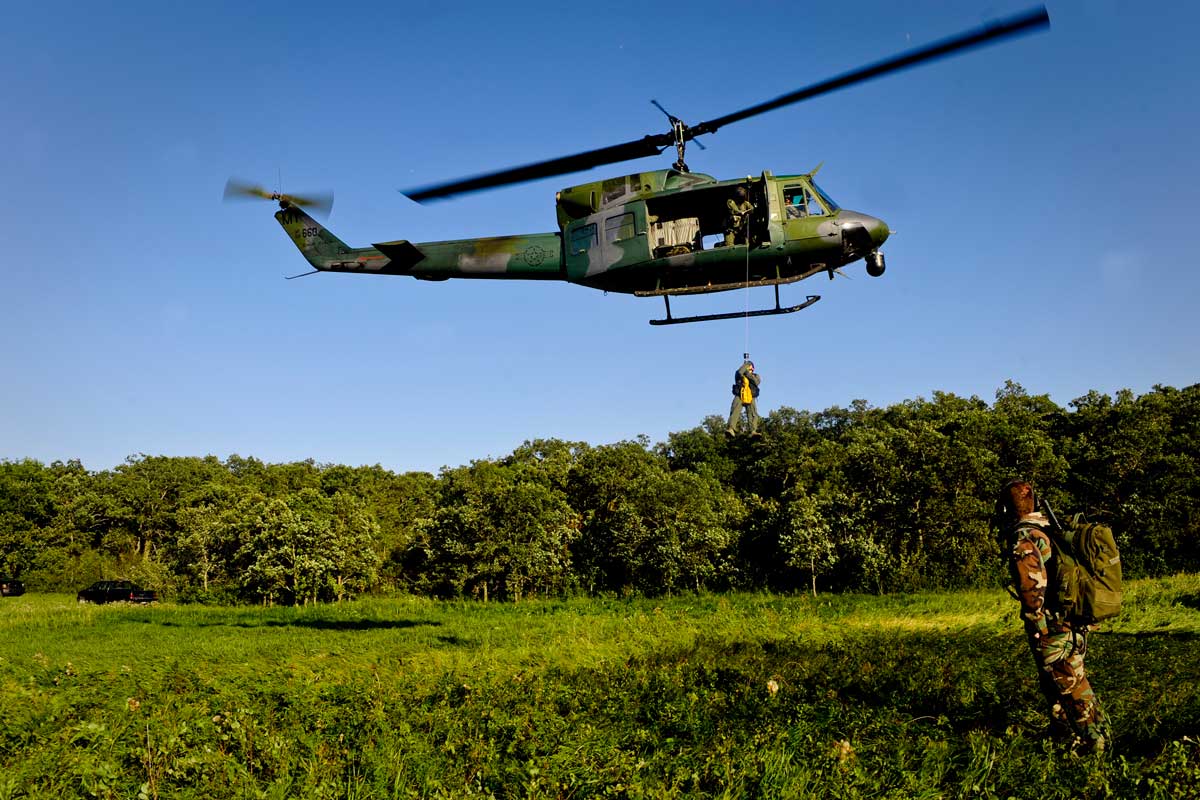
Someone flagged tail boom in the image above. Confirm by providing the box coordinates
[275,204,563,280]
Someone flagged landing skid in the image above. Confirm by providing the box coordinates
[649,286,820,326]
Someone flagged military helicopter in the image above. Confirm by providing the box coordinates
[227,7,1048,326]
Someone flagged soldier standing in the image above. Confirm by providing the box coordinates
[726,360,761,437]
[724,186,754,247]
[997,479,1108,753]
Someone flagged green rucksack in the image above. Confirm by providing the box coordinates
[1041,512,1124,624]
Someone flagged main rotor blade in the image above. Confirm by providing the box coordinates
[402,136,670,203]
[403,5,1048,203]
[690,6,1049,137]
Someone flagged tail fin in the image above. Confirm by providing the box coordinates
[274,204,355,270]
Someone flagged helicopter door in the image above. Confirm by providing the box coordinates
[565,206,649,282]
[599,206,649,270]
[564,218,599,281]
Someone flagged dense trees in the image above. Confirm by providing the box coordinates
[2,382,1197,603]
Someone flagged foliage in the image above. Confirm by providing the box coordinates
[402,459,579,601]
[568,441,743,596]
[1,381,1198,601]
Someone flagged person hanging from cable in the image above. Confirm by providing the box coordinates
[724,184,755,248]
[726,358,762,438]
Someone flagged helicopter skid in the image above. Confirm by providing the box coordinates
[649,289,820,326]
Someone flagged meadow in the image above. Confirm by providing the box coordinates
[2,577,1198,799]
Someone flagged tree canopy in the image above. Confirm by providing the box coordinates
[2,382,1197,603]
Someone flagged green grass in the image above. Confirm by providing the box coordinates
[2,578,1199,799]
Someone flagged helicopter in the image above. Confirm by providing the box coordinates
[227,7,1049,326]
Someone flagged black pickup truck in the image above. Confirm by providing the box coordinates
[76,580,158,604]
[0,575,25,596]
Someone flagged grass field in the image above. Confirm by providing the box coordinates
[2,577,1199,799]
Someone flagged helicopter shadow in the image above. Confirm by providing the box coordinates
[155,618,440,632]
[260,618,440,632]
[1174,592,1200,612]
[1101,628,1200,641]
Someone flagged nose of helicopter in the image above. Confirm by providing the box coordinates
[854,214,892,248]
[865,215,890,247]
[836,211,889,246]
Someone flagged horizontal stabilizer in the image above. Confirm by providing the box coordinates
[372,240,426,271]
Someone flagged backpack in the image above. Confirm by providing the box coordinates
[1042,514,1123,624]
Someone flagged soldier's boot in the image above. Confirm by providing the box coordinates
[1072,708,1109,755]
[1045,703,1073,743]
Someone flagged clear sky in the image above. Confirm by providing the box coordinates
[3,0,1197,475]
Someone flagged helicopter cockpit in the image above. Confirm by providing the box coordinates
[783,181,839,219]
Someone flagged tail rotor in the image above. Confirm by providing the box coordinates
[223,178,334,218]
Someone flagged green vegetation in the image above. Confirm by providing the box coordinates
[2,580,1198,798]
[3,380,1198,794]
[2,381,1198,602]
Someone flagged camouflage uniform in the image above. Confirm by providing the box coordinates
[1007,512,1107,750]
[726,361,761,436]
[724,193,754,247]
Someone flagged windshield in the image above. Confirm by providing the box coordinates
[809,180,840,212]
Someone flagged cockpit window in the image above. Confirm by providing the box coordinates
[809,180,840,212]
[783,184,829,219]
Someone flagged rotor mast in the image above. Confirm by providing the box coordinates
[651,99,702,173]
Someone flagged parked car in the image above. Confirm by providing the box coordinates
[0,575,25,597]
[76,580,158,604]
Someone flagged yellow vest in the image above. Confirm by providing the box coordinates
[740,376,753,404]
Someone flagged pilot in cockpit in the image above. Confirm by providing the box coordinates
[785,189,807,219]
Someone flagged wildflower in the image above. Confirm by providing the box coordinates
[832,739,855,765]
[127,697,141,712]
[766,679,780,696]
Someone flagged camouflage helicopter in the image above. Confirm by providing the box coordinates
[227,7,1048,326]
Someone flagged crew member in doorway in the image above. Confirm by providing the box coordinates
[724,186,754,247]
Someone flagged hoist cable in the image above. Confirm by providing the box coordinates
[743,209,751,360]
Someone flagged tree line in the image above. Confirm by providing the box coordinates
[1,381,1196,604]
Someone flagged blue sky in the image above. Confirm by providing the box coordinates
[3,0,1197,475]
